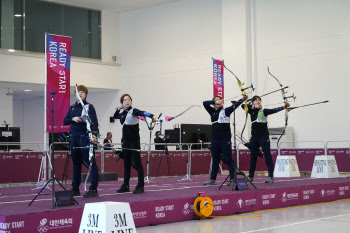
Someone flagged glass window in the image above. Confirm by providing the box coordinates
[0,0,101,59]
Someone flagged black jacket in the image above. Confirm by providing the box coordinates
[63,100,99,137]
[203,100,243,139]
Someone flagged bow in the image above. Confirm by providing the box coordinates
[138,105,201,122]
[223,63,254,141]
[75,84,95,192]
[267,67,289,147]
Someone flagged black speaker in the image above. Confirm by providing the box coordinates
[110,117,115,123]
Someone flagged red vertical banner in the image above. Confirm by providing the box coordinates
[46,34,71,133]
[213,59,224,100]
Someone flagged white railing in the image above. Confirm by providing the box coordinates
[0,142,42,152]
[278,141,326,156]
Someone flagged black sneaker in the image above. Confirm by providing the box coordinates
[133,186,144,194]
[83,190,99,198]
[117,184,130,193]
[72,189,81,196]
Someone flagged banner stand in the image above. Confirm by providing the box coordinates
[34,33,71,190]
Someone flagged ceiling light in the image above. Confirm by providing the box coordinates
[24,90,32,92]
[8,49,15,52]
[14,14,22,17]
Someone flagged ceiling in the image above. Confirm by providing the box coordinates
[43,0,178,11]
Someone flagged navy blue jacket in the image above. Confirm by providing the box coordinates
[203,99,243,139]
[64,100,99,137]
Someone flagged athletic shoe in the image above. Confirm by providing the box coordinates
[247,177,254,182]
[83,190,99,198]
[133,185,144,194]
[265,177,274,183]
[203,179,216,185]
[227,180,236,187]
[71,189,80,196]
[117,184,130,193]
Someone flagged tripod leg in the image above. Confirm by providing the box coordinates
[218,174,230,190]
[156,152,164,178]
[61,154,70,184]
[167,154,173,177]
[29,178,52,206]
[236,167,258,189]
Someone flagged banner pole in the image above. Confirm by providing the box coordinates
[44,32,48,182]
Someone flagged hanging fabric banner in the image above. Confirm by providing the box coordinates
[46,34,71,133]
[212,58,224,100]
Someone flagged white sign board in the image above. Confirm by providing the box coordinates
[79,201,137,233]
[274,155,300,177]
[2,131,12,137]
[311,155,339,178]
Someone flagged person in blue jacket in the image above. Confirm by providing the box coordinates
[63,85,99,198]
[114,94,157,194]
[203,95,247,186]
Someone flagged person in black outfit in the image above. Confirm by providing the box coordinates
[63,85,99,198]
[154,131,169,150]
[114,94,157,194]
[103,132,114,150]
[242,95,290,183]
[203,95,247,186]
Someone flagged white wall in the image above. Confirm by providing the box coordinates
[101,10,120,63]
[118,0,225,142]
[0,52,120,90]
[12,98,23,143]
[221,0,254,139]
[254,0,350,143]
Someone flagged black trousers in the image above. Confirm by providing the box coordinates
[210,138,235,181]
[122,140,144,187]
[70,135,98,191]
[249,135,274,178]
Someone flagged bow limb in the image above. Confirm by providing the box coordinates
[167,105,201,121]
[75,84,95,192]
[223,63,252,143]
[267,67,289,147]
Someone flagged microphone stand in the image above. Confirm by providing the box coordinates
[2,121,10,151]
[144,113,162,183]
[155,119,173,178]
